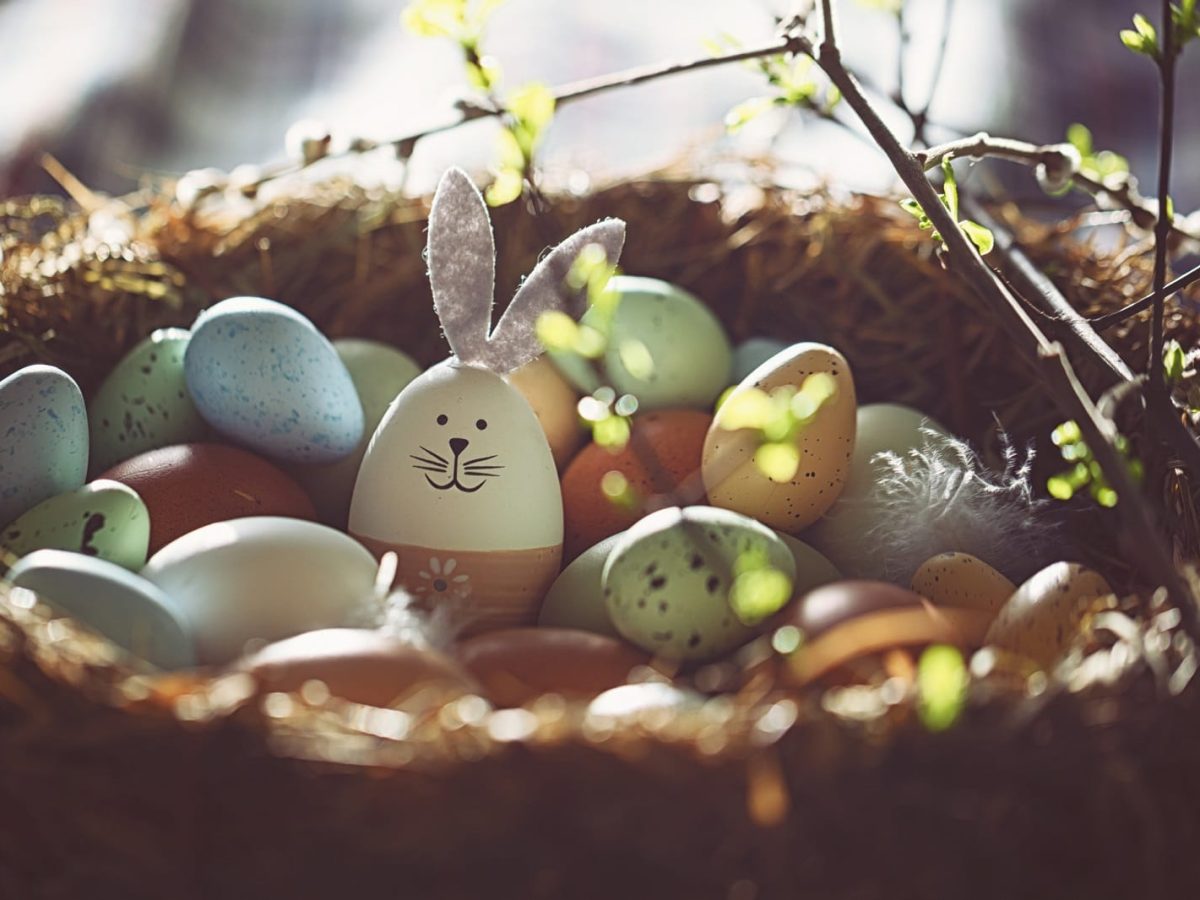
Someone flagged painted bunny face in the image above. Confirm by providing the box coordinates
[351,361,563,551]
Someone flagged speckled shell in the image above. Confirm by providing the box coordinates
[911,552,1015,619]
[7,549,193,670]
[88,328,208,473]
[289,339,421,527]
[603,506,796,662]
[539,533,623,637]
[0,365,88,526]
[2,479,150,570]
[184,297,364,463]
[141,517,379,665]
[504,354,584,470]
[984,562,1114,669]
[703,343,857,532]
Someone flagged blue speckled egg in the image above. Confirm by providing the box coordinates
[0,365,88,525]
[7,549,194,670]
[184,297,363,463]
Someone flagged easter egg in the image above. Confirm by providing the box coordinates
[7,550,194,670]
[551,276,732,410]
[562,409,710,560]
[456,627,648,707]
[141,517,379,665]
[703,343,856,532]
[777,533,843,598]
[88,328,208,473]
[603,506,796,662]
[349,361,562,634]
[911,552,1015,619]
[2,479,150,570]
[184,296,364,463]
[504,354,584,470]
[984,562,1114,669]
[732,338,790,382]
[0,365,88,526]
[538,533,622,637]
[782,580,990,685]
[289,339,421,527]
[239,628,476,709]
[101,443,316,555]
[802,403,946,577]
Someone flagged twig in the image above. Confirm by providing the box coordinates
[820,0,838,50]
[915,133,1199,243]
[1148,0,1178,404]
[790,14,1199,632]
[1091,261,1200,330]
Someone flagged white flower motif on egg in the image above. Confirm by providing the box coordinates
[415,556,472,600]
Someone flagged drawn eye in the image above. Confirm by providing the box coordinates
[476,419,488,431]
[436,414,448,426]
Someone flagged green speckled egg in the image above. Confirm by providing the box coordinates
[539,533,622,637]
[602,506,795,661]
[550,276,732,411]
[289,339,422,527]
[89,329,208,473]
[2,479,151,570]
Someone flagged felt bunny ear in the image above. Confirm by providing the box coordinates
[427,168,496,367]
[484,218,626,374]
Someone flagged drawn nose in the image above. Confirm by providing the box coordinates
[449,437,469,457]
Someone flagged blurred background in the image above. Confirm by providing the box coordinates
[1,0,1197,207]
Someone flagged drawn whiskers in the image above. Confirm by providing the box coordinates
[461,453,504,480]
[410,447,449,474]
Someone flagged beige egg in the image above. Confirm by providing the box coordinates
[702,343,856,532]
[984,562,1114,669]
[911,552,1015,620]
[505,355,585,470]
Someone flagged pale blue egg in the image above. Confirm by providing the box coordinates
[7,549,194,670]
[184,297,364,463]
[0,365,88,525]
[732,338,790,383]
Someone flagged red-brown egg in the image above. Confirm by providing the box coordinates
[456,627,650,707]
[561,410,710,560]
[100,443,316,554]
[240,628,476,708]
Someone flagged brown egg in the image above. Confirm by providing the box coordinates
[984,562,1114,669]
[456,627,650,707]
[505,355,585,470]
[561,409,711,560]
[100,443,316,554]
[781,580,991,685]
[911,552,1016,620]
[240,628,476,709]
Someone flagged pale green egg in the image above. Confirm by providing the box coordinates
[602,506,795,662]
[88,328,208,474]
[289,339,422,527]
[550,276,732,410]
[539,533,622,637]
[2,479,151,570]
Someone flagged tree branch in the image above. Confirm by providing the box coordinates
[791,17,1199,631]
[1148,0,1178,403]
[1091,261,1200,330]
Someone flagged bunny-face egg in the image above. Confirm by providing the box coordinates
[349,361,563,633]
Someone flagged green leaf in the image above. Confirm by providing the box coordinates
[485,166,524,206]
[1134,12,1157,40]
[495,128,525,169]
[899,198,925,218]
[1165,339,1186,383]
[941,159,959,220]
[918,645,968,732]
[507,82,556,134]
[725,97,774,133]
[959,219,995,256]
[402,0,463,38]
[1066,123,1094,156]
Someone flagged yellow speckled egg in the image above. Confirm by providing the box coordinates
[911,552,1015,620]
[504,354,584,470]
[984,562,1114,669]
[702,343,856,532]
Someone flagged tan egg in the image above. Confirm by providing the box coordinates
[702,343,856,532]
[911,552,1015,620]
[505,355,585,470]
[984,562,1114,669]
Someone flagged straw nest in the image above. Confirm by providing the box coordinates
[2,165,1200,899]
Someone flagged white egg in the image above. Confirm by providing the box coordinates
[141,516,379,664]
[802,403,947,577]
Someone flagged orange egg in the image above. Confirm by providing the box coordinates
[561,409,710,560]
[456,627,649,708]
